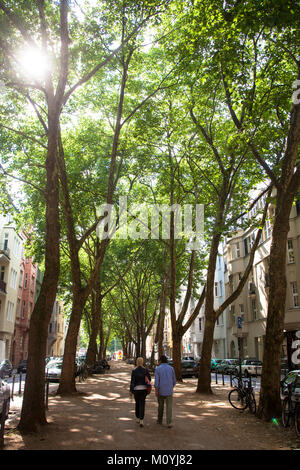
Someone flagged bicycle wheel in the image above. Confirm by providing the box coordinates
[228,388,247,410]
[282,397,291,427]
[295,405,300,437]
[247,392,256,414]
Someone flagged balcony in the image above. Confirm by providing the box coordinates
[0,248,10,264]
[231,314,249,337]
[0,279,7,295]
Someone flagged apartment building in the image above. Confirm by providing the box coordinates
[224,196,300,362]
[11,250,38,366]
[162,193,300,364]
[46,299,65,357]
[0,215,24,361]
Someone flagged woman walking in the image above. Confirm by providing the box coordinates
[129,357,151,427]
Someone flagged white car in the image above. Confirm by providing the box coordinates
[0,377,10,420]
[45,359,63,382]
[240,359,262,377]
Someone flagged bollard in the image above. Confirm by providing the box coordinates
[45,379,49,410]
[11,374,15,401]
[215,371,218,384]
[230,371,233,388]
[19,372,22,395]
[222,371,225,385]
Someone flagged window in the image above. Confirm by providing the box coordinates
[239,304,245,321]
[0,266,5,281]
[243,238,249,256]
[219,281,223,297]
[249,232,256,249]
[10,268,17,289]
[214,282,218,297]
[24,273,28,289]
[3,233,8,250]
[199,318,202,331]
[291,282,299,308]
[6,301,15,322]
[287,239,295,263]
[252,298,258,320]
[13,237,21,258]
[22,300,26,319]
[19,270,23,287]
[265,219,271,239]
[230,305,235,325]
[236,242,240,258]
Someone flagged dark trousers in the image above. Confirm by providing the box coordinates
[133,390,147,420]
[157,395,173,425]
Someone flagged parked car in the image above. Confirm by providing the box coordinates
[0,377,10,420]
[240,359,262,377]
[182,356,194,361]
[210,359,223,371]
[214,359,239,374]
[181,359,198,378]
[167,358,198,378]
[280,370,300,401]
[17,359,27,374]
[0,359,13,378]
[45,359,63,382]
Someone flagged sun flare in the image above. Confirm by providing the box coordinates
[18,47,50,81]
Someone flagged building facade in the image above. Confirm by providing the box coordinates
[46,299,65,358]
[11,250,38,367]
[0,215,24,361]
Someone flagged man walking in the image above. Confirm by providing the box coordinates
[154,355,176,428]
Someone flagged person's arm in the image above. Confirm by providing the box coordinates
[154,368,159,396]
[146,368,151,382]
[130,371,135,394]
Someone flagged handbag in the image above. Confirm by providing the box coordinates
[145,371,152,395]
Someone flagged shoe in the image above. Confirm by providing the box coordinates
[167,424,173,428]
[136,419,140,424]
[140,420,144,427]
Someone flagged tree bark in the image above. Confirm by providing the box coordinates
[257,197,293,419]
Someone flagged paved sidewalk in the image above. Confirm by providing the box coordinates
[2,361,300,450]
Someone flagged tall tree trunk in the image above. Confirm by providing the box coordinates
[196,316,215,393]
[19,113,61,432]
[257,198,292,419]
[196,181,227,393]
[86,274,103,369]
[58,296,85,394]
[172,330,182,381]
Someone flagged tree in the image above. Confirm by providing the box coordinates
[0,0,171,429]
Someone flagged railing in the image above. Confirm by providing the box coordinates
[0,248,10,258]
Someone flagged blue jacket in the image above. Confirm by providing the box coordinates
[155,363,176,396]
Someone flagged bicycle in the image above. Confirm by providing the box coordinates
[228,375,256,414]
[281,381,300,437]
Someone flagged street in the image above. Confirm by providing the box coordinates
[2,362,299,451]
